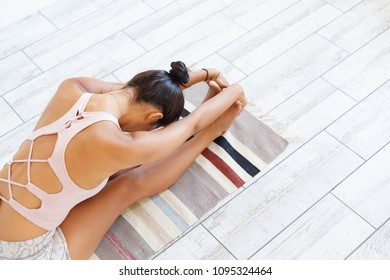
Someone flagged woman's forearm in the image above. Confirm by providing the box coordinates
[189,83,244,133]
[181,68,219,89]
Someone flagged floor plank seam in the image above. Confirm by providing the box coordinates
[323,1,346,13]
[120,30,148,53]
[324,130,366,162]
[330,192,376,230]
[201,224,239,260]
[38,10,60,30]
[221,0,301,33]
[21,49,45,74]
[0,96,24,129]
[318,26,390,81]
[218,14,351,79]
[319,77,359,102]
[39,0,121,30]
[344,216,390,260]
[141,0,159,12]
[315,32,351,55]
[246,187,338,260]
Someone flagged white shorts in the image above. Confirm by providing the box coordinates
[0,227,70,260]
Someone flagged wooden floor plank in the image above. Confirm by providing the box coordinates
[24,0,153,71]
[154,225,235,260]
[332,142,390,228]
[323,28,390,101]
[349,219,390,259]
[218,0,341,74]
[252,194,374,259]
[327,80,390,159]
[319,0,390,53]
[203,132,363,259]
[240,34,348,113]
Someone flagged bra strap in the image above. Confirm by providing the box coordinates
[76,93,93,114]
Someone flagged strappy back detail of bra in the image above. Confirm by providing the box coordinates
[0,93,120,231]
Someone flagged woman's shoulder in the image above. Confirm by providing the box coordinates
[33,80,84,130]
[54,78,85,101]
[85,121,138,169]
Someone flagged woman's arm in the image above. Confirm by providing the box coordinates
[180,68,229,90]
[110,83,246,168]
[64,70,224,93]
[60,77,125,94]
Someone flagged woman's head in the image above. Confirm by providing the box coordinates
[124,61,189,128]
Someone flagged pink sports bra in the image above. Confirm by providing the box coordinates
[0,93,120,231]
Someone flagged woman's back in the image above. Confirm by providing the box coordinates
[0,88,121,241]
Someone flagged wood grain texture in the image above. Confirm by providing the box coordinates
[319,0,390,53]
[332,142,390,228]
[268,78,356,140]
[24,0,152,70]
[125,0,237,51]
[222,0,299,30]
[349,219,390,259]
[203,132,363,259]
[0,98,23,137]
[240,34,348,113]
[324,0,362,11]
[251,194,373,259]
[218,0,341,74]
[143,0,176,10]
[154,225,235,260]
[323,28,390,101]
[0,52,42,95]
[0,13,56,59]
[114,13,246,81]
[0,0,58,29]
[326,80,390,159]
[40,0,116,28]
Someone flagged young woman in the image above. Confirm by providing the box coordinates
[0,61,246,260]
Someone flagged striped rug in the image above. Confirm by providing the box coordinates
[93,83,288,260]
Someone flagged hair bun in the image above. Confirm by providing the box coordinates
[169,61,190,86]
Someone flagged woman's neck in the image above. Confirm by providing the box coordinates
[108,89,135,119]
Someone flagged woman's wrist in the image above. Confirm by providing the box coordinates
[182,68,221,89]
[202,68,219,82]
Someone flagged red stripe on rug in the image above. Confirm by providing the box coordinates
[105,229,136,260]
[201,148,245,187]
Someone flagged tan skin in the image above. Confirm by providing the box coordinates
[0,68,246,259]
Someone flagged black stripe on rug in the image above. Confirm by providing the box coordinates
[213,136,260,177]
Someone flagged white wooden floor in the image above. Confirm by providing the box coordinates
[1,0,390,260]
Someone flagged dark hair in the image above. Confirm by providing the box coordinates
[125,61,189,127]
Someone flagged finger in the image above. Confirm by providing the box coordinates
[208,80,222,93]
[235,101,244,115]
[215,79,229,89]
[216,74,230,88]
